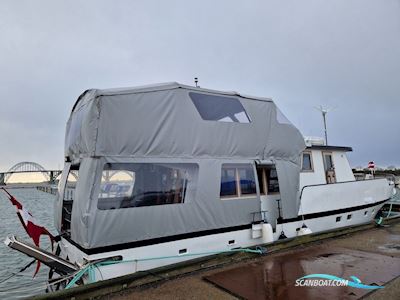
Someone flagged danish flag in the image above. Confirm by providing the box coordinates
[2,188,54,276]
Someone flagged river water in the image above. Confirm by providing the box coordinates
[0,187,399,299]
[0,188,56,299]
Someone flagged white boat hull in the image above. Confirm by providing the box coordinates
[58,199,388,283]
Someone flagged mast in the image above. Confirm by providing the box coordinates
[315,106,333,146]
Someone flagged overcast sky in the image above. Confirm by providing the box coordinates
[1,0,399,171]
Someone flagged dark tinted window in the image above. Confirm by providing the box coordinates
[98,163,198,210]
[189,92,251,123]
[266,168,280,193]
[220,164,256,198]
[220,166,238,197]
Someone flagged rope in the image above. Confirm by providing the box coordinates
[65,265,93,289]
[0,259,36,284]
[0,272,77,294]
[66,247,265,289]
[375,203,394,225]
[0,244,54,285]
[387,203,393,218]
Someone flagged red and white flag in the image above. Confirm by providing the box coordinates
[2,188,54,276]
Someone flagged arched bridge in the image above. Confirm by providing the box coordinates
[0,162,62,185]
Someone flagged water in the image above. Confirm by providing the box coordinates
[0,188,56,299]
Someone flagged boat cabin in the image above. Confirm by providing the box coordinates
[300,137,355,188]
[55,82,306,250]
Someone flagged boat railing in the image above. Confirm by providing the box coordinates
[299,178,388,200]
[353,172,397,183]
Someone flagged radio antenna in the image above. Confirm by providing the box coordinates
[314,105,335,146]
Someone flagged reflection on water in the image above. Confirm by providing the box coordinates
[0,188,56,299]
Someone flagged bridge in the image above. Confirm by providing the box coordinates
[0,162,62,185]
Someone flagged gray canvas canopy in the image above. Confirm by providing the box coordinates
[57,82,306,249]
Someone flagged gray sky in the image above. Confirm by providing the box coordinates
[1,0,399,171]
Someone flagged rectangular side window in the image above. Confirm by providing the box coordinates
[257,165,280,195]
[238,166,256,195]
[266,168,280,194]
[301,152,313,172]
[220,164,256,199]
[323,153,334,170]
[220,166,238,197]
[98,163,198,210]
[189,92,251,123]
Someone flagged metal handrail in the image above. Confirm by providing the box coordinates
[299,178,388,200]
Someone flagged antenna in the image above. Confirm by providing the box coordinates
[314,105,335,146]
[194,77,199,88]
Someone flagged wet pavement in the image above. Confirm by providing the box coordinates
[103,221,400,300]
[205,246,400,300]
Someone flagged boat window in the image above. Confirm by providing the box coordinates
[256,168,266,195]
[239,166,257,195]
[97,163,198,210]
[301,152,313,172]
[220,164,256,199]
[64,168,78,201]
[323,153,334,170]
[266,168,280,194]
[323,152,336,184]
[62,165,79,232]
[257,166,280,194]
[189,92,251,123]
[220,166,238,197]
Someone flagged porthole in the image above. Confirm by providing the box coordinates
[336,216,341,222]
[179,248,187,255]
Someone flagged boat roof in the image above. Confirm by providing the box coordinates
[306,145,353,152]
[94,82,273,101]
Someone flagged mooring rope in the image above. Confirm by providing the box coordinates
[0,271,77,294]
[65,247,266,289]
[375,203,394,225]
[0,259,36,285]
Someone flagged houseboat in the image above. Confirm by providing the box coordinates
[5,83,395,289]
